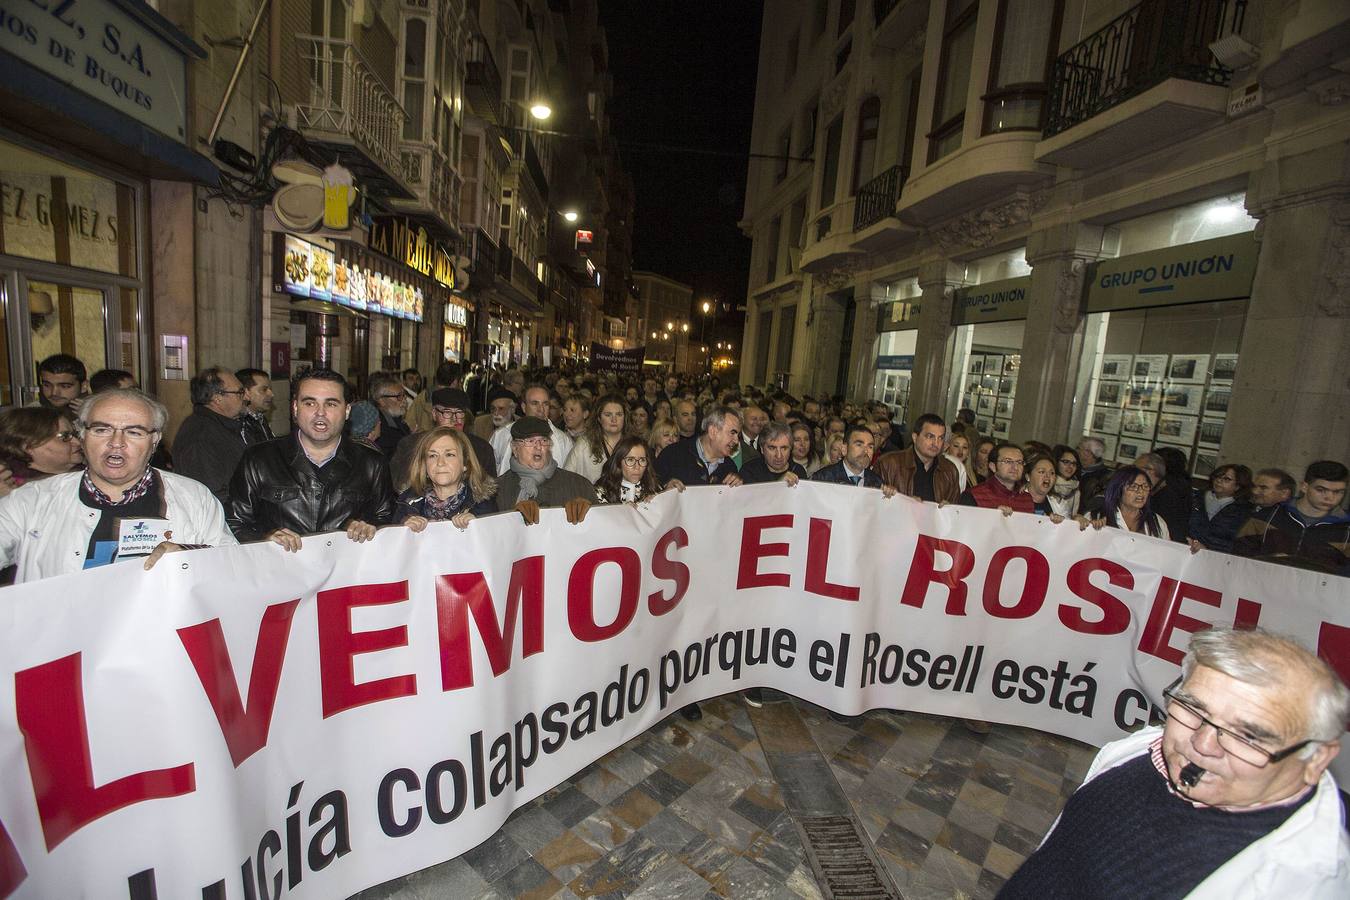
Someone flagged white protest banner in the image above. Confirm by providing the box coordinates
[0,482,1346,898]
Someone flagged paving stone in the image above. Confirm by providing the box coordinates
[502,805,566,855]
[626,859,713,900]
[637,808,705,851]
[493,858,560,900]
[459,829,527,883]
[544,786,601,828]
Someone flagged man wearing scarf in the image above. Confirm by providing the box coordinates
[495,417,594,524]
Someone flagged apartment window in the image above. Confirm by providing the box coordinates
[835,39,852,74]
[508,45,530,103]
[775,127,791,183]
[310,0,351,105]
[928,0,979,163]
[401,18,427,140]
[818,115,844,210]
[776,305,797,374]
[787,197,806,272]
[754,309,773,385]
[983,0,1063,134]
[899,65,921,172]
[850,96,880,195]
[802,99,819,162]
[785,31,799,81]
[765,216,782,283]
[460,133,481,224]
[838,0,855,36]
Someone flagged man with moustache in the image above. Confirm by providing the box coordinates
[228,368,395,551]
[0,388,235,581]
[1001,627,1349,897]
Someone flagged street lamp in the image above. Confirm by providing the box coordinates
[529,102,552,121]
[562,210,579,222]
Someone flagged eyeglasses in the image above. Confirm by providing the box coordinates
[433,407,467,419]
[55,430,77,443]
[84,423,159,441]
[1124,481,1152,493]
[514,437,551,449]
[217,389,246,397]
[622,456,649,467]
[1162,678,1314,767]
[1058,457,1078,466]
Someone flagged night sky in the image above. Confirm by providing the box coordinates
[598,1,764,340]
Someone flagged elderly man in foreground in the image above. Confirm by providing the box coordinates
[0,389,235,582]
[1000,626,1349,898]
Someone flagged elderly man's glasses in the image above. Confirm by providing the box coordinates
[84,423,158,441]
[514,437,551,449]
[1162,678,1314,767]
[433,406,467,420]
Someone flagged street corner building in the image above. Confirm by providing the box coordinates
[0,0,637,437]
[738,0,1350,476]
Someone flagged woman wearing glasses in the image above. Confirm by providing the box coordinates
[0,407,83,490]
[1078,466,1170,539]
[1048,443,1081,517]
[593,437,682,504]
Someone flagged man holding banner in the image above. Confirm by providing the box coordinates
[0,388,236,582]
[1002,627,1350,897]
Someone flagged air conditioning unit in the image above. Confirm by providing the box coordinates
[1209,34,1260,70]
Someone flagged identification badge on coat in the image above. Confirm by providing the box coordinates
[117,518,170,558]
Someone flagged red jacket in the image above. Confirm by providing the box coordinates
[962,477,1035,513]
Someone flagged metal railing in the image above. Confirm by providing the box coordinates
[466,34,503,123]
[509,131,549,200]
[471,227,498,282]
[852,165,908,231]
[295,36,406,177]
[1045,0,1245,137]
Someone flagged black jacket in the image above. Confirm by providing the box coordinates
[173,406,250,504]
[374,413,411,458]
[228,434,397,541]
[1188,489,1254,553]
[241,410,276,446]
[810,461,882,488]
[654,434,738,486]
[740,458,806,484]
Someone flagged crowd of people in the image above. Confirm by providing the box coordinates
[0,352,1346,891]
[0,353,1345,585]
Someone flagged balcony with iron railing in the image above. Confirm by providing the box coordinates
[295,36,409,193]
[471,227,497,286]
[853,165,909,231]
[466,34,504,124]
[1037,0,1244,167]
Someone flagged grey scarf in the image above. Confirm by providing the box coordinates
[510,457,557,501]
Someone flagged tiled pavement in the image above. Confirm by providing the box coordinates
[353,693,1097,899]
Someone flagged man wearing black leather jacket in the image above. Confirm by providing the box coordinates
[228,368,396,550]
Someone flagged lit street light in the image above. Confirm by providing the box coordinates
[530,103,552,120]
[563,210,579,222]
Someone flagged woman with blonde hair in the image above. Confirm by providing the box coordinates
[945,432,977,491]
[397,427,497,531]
[648,418,681,457]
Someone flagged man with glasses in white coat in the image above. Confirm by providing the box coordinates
[1001,626,1349,898]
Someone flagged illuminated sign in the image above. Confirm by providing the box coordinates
[273,233,424,322]
[575,229,594,247]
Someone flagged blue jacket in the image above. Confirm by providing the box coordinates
[810,461,882,488]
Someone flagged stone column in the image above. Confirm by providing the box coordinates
[909,260,965,418]
[1016,223,1110,444]
[1223,144,1350,474]
[846,277,878,401]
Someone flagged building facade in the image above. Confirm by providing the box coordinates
[0,0,635,439]
[740,0,1350,476]
[633,271,698,373]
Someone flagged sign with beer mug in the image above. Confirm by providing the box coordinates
[322,163,357,230]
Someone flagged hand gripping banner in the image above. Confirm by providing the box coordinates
[0,483,1345,898]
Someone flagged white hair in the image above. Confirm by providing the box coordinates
[1183,626,1350,748]
[77,388,169,435]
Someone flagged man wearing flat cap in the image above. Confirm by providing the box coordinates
[389,387,495,491]
[496,416,593,525]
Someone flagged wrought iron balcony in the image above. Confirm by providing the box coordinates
[509,131,550,201]
[295,36,407,184]
[1045,0,1245,137]
[471,227,498,285]
[853,165,908,232]
[466,34,504,124]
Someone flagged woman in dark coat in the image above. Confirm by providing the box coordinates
[396,427,496,530]
[1188,463,1254,553]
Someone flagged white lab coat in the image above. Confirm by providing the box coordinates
[0,469,237,584]
[1056,726,1350,898]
